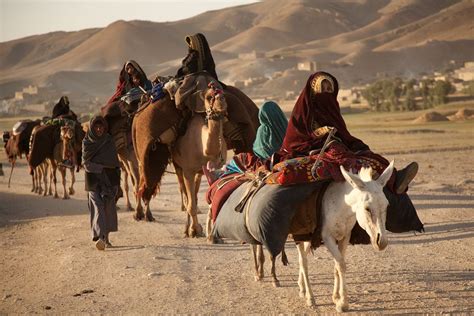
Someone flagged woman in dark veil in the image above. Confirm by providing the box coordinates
[176,33,218,80]
[278,71,418,194]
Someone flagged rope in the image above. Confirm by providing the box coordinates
[310,127,337,181]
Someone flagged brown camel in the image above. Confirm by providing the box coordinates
[4,119,41,190]
[171,83,228,237]
[132,74,259,231]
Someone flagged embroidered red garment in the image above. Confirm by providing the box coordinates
[269,141,395,187]
[278,72,368,160]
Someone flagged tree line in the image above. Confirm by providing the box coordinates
[361,78,456,112]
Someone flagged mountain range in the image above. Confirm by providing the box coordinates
[1,0,473,103]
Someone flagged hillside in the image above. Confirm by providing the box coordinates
[0,0,473,103]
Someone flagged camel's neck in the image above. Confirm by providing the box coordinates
[204,118,223,159]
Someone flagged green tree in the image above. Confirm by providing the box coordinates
[431,80,453,105]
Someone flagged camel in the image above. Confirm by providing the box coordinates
[4,119,41,189]
[132,73,259,232]
[171,84,228,237]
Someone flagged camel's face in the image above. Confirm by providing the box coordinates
[60,126,74,141]
[204,88,228,120]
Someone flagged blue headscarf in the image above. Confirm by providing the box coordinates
[252,101,288,159]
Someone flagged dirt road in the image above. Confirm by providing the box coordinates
[1,145,473,313]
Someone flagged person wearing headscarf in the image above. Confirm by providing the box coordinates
[106,60,152,106]
[252,101,289,160]
[206,100,288,180]
[83,116,121,250]
[278,71,418,194]
[176,33,218,80]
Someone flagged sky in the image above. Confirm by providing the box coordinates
[0,0,259,42]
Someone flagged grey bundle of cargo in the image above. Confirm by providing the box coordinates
[212,181,322,257]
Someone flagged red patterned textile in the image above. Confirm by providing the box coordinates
[268,141,394,187]
[206,174,247,223]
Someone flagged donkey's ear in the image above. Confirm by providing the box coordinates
[340,165,365,190]
[377,160,394,187]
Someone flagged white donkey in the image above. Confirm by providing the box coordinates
[296,161,394,311]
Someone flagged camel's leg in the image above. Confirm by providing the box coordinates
[30,167,36,192]
[133,173,146,221]
[42,163,49,196]
[47,161,53,195]
[182,171,203,237]
[323,235,348,312]
[127,157,147,220]
[194,173,203,214]
[60,167,69,199]
[122,167,133,212]
[37,164,44,195]
[174,165,187,213]
[51,161,59,199]
[68,168,75,195]
[296,241,315,307]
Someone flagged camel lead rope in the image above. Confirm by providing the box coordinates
[311,127,337,181]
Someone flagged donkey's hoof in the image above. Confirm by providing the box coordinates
[63,195,70,200]
[273,280,280,288]
[69,188,75,195]
[336,302,348,313]
[53,194,59,199]
[254,275,262,282]
[190,224,204,238]
[307,297,315,307]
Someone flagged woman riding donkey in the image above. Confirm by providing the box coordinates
[276,71,418,194]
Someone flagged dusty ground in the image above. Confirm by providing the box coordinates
[1,111,473,314]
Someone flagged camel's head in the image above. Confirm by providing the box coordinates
[340,161,394,251]
[202,81,228,122]
[60,125,75,142]
[4,134,17,162]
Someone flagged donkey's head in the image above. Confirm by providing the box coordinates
[340,161,394,251]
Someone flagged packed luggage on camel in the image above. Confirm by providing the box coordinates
[28,96,85,199]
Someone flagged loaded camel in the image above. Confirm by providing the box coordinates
[132,72,259,236]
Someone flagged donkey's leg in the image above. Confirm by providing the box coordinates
[296,241,314,307]
[257,245,265,281]
[335,237,350,312]
[68,168,75,195]
[206,207,213,240]
[250,245,261,281]
[269,251,280,287]
[323,235,348,312]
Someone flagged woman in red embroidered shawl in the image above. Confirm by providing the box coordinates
[278,71,418,194]
[106,60,150,106]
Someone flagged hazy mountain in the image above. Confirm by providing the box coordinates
[0,0,473,101]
